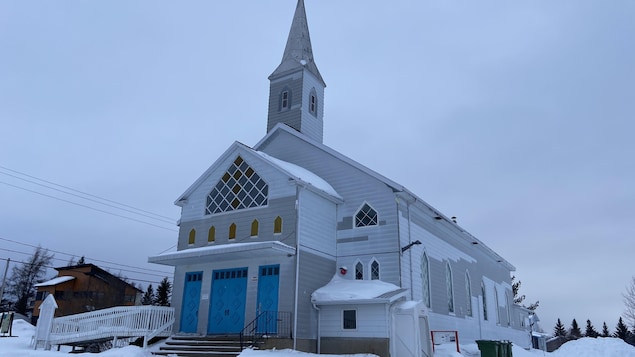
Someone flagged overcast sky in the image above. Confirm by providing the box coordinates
[1,1,633,333]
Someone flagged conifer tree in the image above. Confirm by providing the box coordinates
[154,277,172,307]
[602,322,610,337]
[569,318,582,338]
[553,318,567,337]
[6,246,54,314]
[614,317,631,342]
[585,319,599,337]
[141,284,155,305]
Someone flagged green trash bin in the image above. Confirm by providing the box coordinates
[476,340,500,357]
[498,341,507,357]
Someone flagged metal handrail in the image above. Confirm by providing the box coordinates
[239,311,292,350]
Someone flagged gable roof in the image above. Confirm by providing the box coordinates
[255,124,516,271]
[175,140,342,206]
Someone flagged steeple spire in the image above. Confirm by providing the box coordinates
[270,0,325,86]
[266,0,326,143]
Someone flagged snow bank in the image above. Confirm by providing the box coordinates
[238,349,377,357]
[552,337,635,357]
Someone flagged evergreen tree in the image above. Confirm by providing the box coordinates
[511,275,525,304]
[602,322,610,337]
[6,246,54,314]
[614,317,631,342]
[154,277,172,307]
[585,319,599,337]
[554,318,567,337]
[569,318,582,338]
[141,284,155,305]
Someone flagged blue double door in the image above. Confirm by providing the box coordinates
[182,265,280,335]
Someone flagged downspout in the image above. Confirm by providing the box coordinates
[293,185,301,350]
[407,199,413,300]
[312,303,321,354]
[396,197,403,288]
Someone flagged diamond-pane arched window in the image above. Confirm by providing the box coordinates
[206,156,268,215]
[355,203,378,227]
[370,260,380,280]
[355,261,364,280]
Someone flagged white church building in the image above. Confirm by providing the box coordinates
[149,1,534,355]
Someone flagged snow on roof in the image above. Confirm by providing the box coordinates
[311,274,405,304]
[255,151,341,199]
[34,276,75,287]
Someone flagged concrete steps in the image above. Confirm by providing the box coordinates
[152,335,260,357]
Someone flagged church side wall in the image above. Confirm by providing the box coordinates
[295,188,337,340]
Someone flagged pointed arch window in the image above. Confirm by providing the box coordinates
[421,252,431,308]
[355,203,378,227]
[494,287,500,325]
[251,220,259,237]
[355,261,364,280]
[482,281,488,321]
[229,223,237,240]
[208,226,216,243]
[188,229,196,245]
[465,271,473,317]
[506,291,512,326]
[274,216,283,234]
[446,262,454,313]
[279,87,291,111]
[370,259,380,280]
[309,88,318,116]
[206,156,268,215]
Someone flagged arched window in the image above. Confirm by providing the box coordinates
[229,223,236,240]
[355,203,378,227]
[506,291,512,326]
[370,259,380,280]
[446,263,454,313]
[482,281,488,321]
[208,226,215,243]
[355,261,364,280]
[421,252,431,308]
[274,216,282,234]
[188,229,196,245]
[465,271,473,317]
[495,287,501,324]
[309,88,317,116]
[251,220,259,237]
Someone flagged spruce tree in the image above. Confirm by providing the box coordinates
[154,277,172,307]
[141,284,155,305]
[585,319,599,337]
[602,322,610,337]
[569,318,582,339]
[554,318,567,337]
[614,317,631,342]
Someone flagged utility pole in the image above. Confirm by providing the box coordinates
[0,258,9,306]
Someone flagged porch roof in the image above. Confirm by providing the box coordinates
[148,241,296,266]
[311,275,408,305]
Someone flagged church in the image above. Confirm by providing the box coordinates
[149,1,534,355]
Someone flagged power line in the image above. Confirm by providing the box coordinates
[0,180,177,232]
[0,236,172,276]
[0,165,175,221]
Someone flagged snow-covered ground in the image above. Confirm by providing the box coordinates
[2,319,635,357]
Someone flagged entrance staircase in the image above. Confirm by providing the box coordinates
[152,335,262,357]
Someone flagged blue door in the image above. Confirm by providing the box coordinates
[180,272,202,333]
[256,265,280,334]
[208,267,248,334]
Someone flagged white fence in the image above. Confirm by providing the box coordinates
[34,302,175,350]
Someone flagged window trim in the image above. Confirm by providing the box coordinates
[342,309,357,330]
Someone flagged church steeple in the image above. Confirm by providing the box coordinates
[267,0,326,143]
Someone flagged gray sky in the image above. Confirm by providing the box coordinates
[1,1,634,333]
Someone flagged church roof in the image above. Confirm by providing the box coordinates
[269,0,325,86]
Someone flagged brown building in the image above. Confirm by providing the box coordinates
[32,264,141,322]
